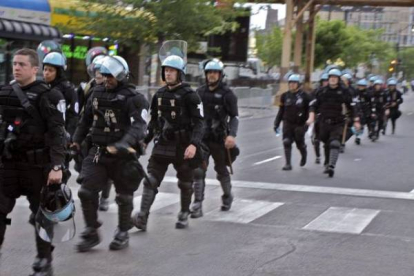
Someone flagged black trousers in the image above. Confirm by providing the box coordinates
[80,147,141,195]
[282,123,307,147]
[0,160,52,259]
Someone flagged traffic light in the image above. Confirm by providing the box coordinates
[389,59,397,73]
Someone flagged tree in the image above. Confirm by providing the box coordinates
[255,27,283,71]
[61,0,246,84]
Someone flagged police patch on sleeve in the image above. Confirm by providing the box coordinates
[197,103,204,117]
[57,99,66,121]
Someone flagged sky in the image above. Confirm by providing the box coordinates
[249,3,286,29]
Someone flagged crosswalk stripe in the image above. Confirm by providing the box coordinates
[303,207,380,234]
[163,176,414,201]
[107,192,180,214]
[204,199,284,224]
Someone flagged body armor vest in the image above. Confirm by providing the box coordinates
[0,83,48,152]
[198,86,228,141]
[357,89,371,113]
[371,91,386,112]
[318,87,346,120]
[283,90,307,125]
[90,85,135,146]
[155,86,193,142]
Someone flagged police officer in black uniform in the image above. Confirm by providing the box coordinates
[0,48,66,276]
[42,52,78,182]
[73,55,149,252]
[307,69,360,177]
[355,79,371,145]
[74,53,112,212]
[311,73,328,164]
[191,59,239,218]
[384,78,403,135]
[131,54,204,230]
[274,74,311,170]
[369,79,389,141]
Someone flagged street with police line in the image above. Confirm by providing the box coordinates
[1,90,414,276]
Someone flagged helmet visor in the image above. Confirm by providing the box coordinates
[37,40,61,66]
[35,203,76,243]
[159,40,187,66]
[100,57,127,81]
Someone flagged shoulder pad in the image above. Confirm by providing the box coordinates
[183,85,194,93]
[31,82,51,94]
[62,80,74,89]
[93,85,106,93]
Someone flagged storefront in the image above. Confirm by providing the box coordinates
[0,0,61,83]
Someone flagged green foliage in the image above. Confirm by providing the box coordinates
[255,19,395,75]
[399,47,414,80]
[314,19,394,71]
[255,27,283,69]
[65,0,247,50]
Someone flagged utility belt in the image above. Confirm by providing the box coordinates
[161,128,191,145]
[322,117,345,125]
[1,148,50,165]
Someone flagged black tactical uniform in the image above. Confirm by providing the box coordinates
[310,84,357,177]
[340,84,359,151]
[49,77,78,182]
[355,86,372,144]
[274,89,311,170]
[191,82,239,218]
[384,88,403,134]
[369,88,389,141]
[0,80,66,275]
[132,83,204,230]
[73,82,148,251]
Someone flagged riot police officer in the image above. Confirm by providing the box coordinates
[384,79,403,134]
[311,73,328,164]
[191,59,239,218]
[73,53,112,212]
[42,52,79,181]
[73,55,149,252]
[369,79,389,141]
[274,74,311,170]
[0,48,66,276]
[339,73,358,152]
[307,69,360,177]
[355,79,370,145]
[131,54,204,230]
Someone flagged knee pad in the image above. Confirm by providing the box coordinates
[283,138,292,148]
[178,181,192,190]
[193,167,205,180]
[115,194,133,206]
[329,140,341,149]
[143,174,159,190]
[78,187,96,201]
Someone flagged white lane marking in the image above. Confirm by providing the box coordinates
[108,192,179,214]
[410,189,414,194]
[205,199,283,224]
[163,177,414,201]
[303,207,380,234]
[407,112,413,115]
[354,158,362,162]
[253,156,282,166]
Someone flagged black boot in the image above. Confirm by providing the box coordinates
[299,145,307,167]
[98,197,109,212]
[314,139,321,164]
[355,137,361,145]
[109,228,129,251]
[323,165,330,174]
[339,144,345,153]
[132,187,156,231]
[76,227,100,252]
[191,174,205,219]
[328,145,340,178]
[218,175,233,211]
[175,211,190,229]
[315,157,321,164]
[30,257,53,276]
[282,146,292,171]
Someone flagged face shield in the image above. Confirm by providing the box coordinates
[37,40,62,66]
[35,184,76,243]
[99,56,128,81]
[159,40,187,74]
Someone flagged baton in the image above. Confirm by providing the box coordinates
[226,148,234,175]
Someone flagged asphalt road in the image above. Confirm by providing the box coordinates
[1,92,414,276]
